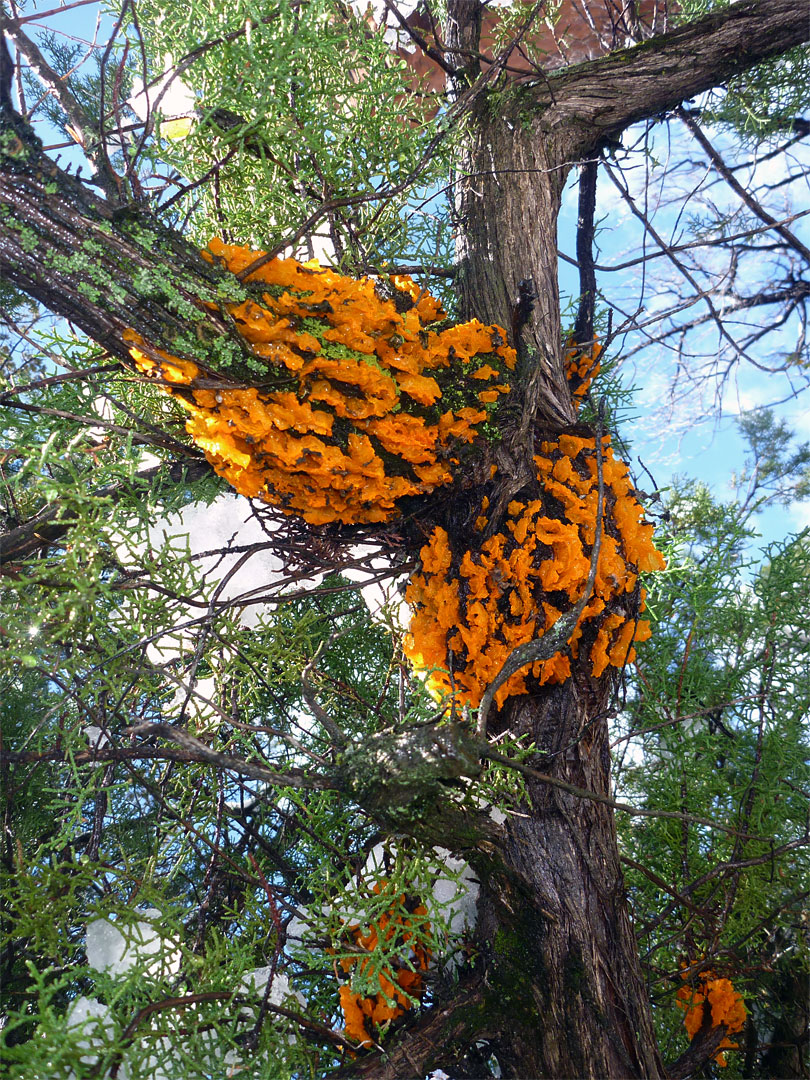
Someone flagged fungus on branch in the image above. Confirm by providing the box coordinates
[336,880,432,1049]
[676,971,747,1067]
[126,239,516,524]
[127,254,664,718]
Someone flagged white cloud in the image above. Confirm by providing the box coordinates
[85,910,181,980]
[719,376,773,417]
[112,492,305,665]
[343,551,407,627]
[431,847,480,940]
[145,494,288,626]
[128,55,195,133]
[168,675,218,725]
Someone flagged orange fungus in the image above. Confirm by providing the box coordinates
[336,881,431,1048]
[677,970,747,1067]
[405,433,665,707]
[126,239,515,525]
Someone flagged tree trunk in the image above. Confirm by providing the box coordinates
[429,5,666,1075]
[471,687,665,1078]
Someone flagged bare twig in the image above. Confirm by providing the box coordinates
[678,106,810,265]
[124,723,337,790]
[0,9,121,198]
[484,748,774,840]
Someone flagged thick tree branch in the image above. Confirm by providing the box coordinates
[327,969,487,1079]
[0,740,334,789]
[666,1023,733,1080]
[538,0,810,154]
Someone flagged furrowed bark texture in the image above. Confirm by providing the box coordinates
[473,683,665,1078]
[453,101,575,432]
[448,12,662,1070]
[0,92,251,381]
[0,161,220,362]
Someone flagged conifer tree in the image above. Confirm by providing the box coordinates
[1,1,808,1076]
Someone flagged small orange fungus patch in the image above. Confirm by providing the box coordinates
[127,239,515,524]
[336,881,431,1049]
[405,433,665,707]
[677,970,747,1066]
[565,338,602,409]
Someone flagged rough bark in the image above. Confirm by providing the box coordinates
[412,2,664,1075]
[0,157,224,366]
[0,48,255,383]
[452,99,576,435]
[544,0,810,150]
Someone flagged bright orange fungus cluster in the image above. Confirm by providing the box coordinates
[127,252,663,710]
[404,430,665,708]
[677,971,747,1067]
[336,882,431,1048]
[126,239,515,525]
[565,337,602,408]
[125,254,665,1045]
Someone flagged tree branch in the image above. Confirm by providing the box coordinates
[678,106,810,265]
[326,968,487,1079]
[538,0,810,155]
[0,740,334,790]
[0,10,122,199]
[666,1023,733,1080]
[128,723,340,790]
[572,157,599,346]
[484,749,774,840]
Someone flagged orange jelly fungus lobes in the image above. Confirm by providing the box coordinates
[405,433,665,707]
[336,882,431,1048]
[677,972,747,1067]
[126,239,516,525]
[565,339,602,410]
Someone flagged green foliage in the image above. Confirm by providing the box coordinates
[126,0,453,276]
[615,422,810,1076]
[733,409,810,507]
[0,336,485,1072]
[3,4,810,1076]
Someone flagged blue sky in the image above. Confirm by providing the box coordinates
[556,129,810,550]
